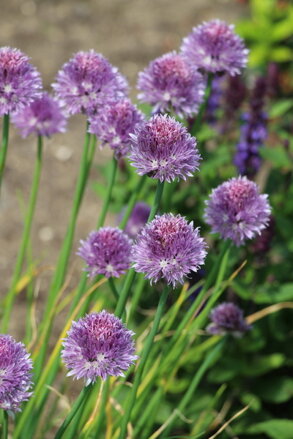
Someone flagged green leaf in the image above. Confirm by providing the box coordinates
[254,376,293,403]
[259,146,291,168]
[247,419,293,439]
[271,47,293,62]
[269,99,293,118]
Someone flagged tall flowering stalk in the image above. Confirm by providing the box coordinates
[0,47,42,193]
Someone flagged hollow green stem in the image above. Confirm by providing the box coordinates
[0,113,10,194]
[191,73,213,136]
[54,386,92,439]
[1,135,43,332]
[148,180,165,222]
[117,286,170,439]
[1,411,8,439]
[119,175,147,230]
[161,339,225,438]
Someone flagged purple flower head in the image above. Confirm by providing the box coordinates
[132,213,207,288]
[12,93,67,137]
[181,20,248,76]
[0,334,33,412]
[124,202,151,239]
[52,50,128,116]
[137,51,205,118]
[77,227,132,278]
[204,176,271,246]
[62,311,137,384]
[0,47,42,116]
[129,114,201,182]
[89,99,144,158]
[207,302,251,337]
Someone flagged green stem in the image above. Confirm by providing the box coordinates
[117,286,170,439]
[87,380,110,438]
[0,113,10,194]
[1,411,8,439]
[119,175,147,230]
[1,135,43,332]
[161,339,225,438]
[127,274,145,323]
[34,126,92,380]
[191,73,213,136]
[68,156,118,316]
[54,386,92,439]
[148,181,165,222]
[108,277,119,301]
[133,388,163,437]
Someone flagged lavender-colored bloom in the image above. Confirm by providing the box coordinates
[89,99,144,158]
[207,302,251,337]
[206,75,225,124]
[137,51,205,118]
[234,77,268,176]
[62,311,137,384]
[52,50,128,116]
[124,202,151,239]
[181,19,248,76]
[77,227,132,278]
[0,334,33,412]
[12,93,67,137]
[204,176,271,246]
[0,47,42,116]
[132,213,207,288]
[129,114,201,182]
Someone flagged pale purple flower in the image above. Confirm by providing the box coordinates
[204,176,271,246]
[137,51,205,118]
[129,114,201,182]
[207,302,251,337]
[124,202,151,239]
[181,20,248,76]
[52,50,128,116]
[132,213,207,288]
[0,47,42,116]
[89,99,144,158]
[62,311,137,383]
[0,334,33,412]
[77,227,132,278]
[12,93,67,137]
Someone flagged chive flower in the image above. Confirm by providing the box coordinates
[137,51,205,118]
[181,19,248,76]
[132,213,207,287]
[124,202,151,239]
[204,176,271,246]
[207,302,251,337]
[129,114,201,182]
[12,93,67,137]
[89,98,144,158]
[0,47,42,116]
[52,50,128,116]
[77,227,132,278]
[62,311,137,383]
[0,334,33,412]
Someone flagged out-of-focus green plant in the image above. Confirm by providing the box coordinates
[236,0,293,67]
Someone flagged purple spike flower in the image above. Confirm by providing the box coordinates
[137,51,205,118]
[0,334,33,412]
[132,213,207,288]
[12,93,67,137]
[124,202,151,240]
[62,311,137,384]
[204,176,271,246]
[129,114,201,182]
[52,50,128,116]
[181,19,248,76]
[89,99,144,158]
[0,47,42,116]
[77,227,132,278]
[207,302,251,337]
